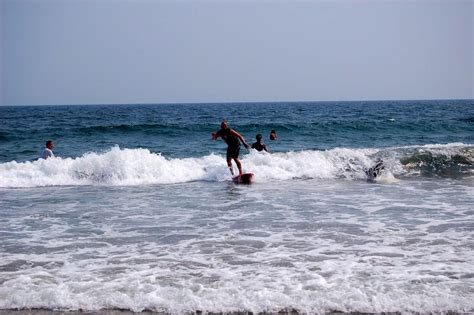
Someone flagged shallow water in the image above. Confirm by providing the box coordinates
[1,177,473,313]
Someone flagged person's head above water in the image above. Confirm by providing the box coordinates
[220,121,228,130]
[256,134,262,141]
[46,140,54,150]
[270,130,277,140]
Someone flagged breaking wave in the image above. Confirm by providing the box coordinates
[0,143,472,188]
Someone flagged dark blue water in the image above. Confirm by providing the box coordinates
[1,100,473,163]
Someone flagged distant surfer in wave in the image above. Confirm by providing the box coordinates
[40,140,55,159]
[365,159,385,181]
[251,134,268,152]
[212,121,250,176]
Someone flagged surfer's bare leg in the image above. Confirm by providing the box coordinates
[226,157,234,175]
[234,158,243,175]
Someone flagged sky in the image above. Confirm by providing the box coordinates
[1,0,473,106]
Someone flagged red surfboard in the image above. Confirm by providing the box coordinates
[232,172,254,184]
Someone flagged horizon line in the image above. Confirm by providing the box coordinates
[1,97,472,107]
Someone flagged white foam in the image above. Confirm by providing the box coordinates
[0,146,381,188]
[0,143,471,188]
[0,147,227,188]
[0,177,473,313]
[372,172,399,184]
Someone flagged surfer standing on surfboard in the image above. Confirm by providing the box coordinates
[211,121,250,176]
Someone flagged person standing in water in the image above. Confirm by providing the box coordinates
[212,121,250,176]
[251,134,268,152]
[40,140,55,159]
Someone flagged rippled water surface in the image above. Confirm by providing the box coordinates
[1,178,473,313]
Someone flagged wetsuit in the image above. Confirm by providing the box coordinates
[216,128,240,159]
[251,142,267,152]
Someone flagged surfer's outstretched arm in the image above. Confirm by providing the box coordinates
[230,130,250,148]
[211,132,220,140]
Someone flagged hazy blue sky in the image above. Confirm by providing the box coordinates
[1,0,472,105]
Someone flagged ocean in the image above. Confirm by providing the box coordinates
[0,100,473,314]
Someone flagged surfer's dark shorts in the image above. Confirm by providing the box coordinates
[227,145,240,159]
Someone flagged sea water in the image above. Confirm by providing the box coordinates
[0,100,473,313]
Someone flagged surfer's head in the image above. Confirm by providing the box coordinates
[220,121,228,130]
[46,140,54,149]
[256,134,262,141]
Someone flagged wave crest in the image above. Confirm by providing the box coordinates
[0,144,472,188]
[399,144,473,177]
[0,147,226,188]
